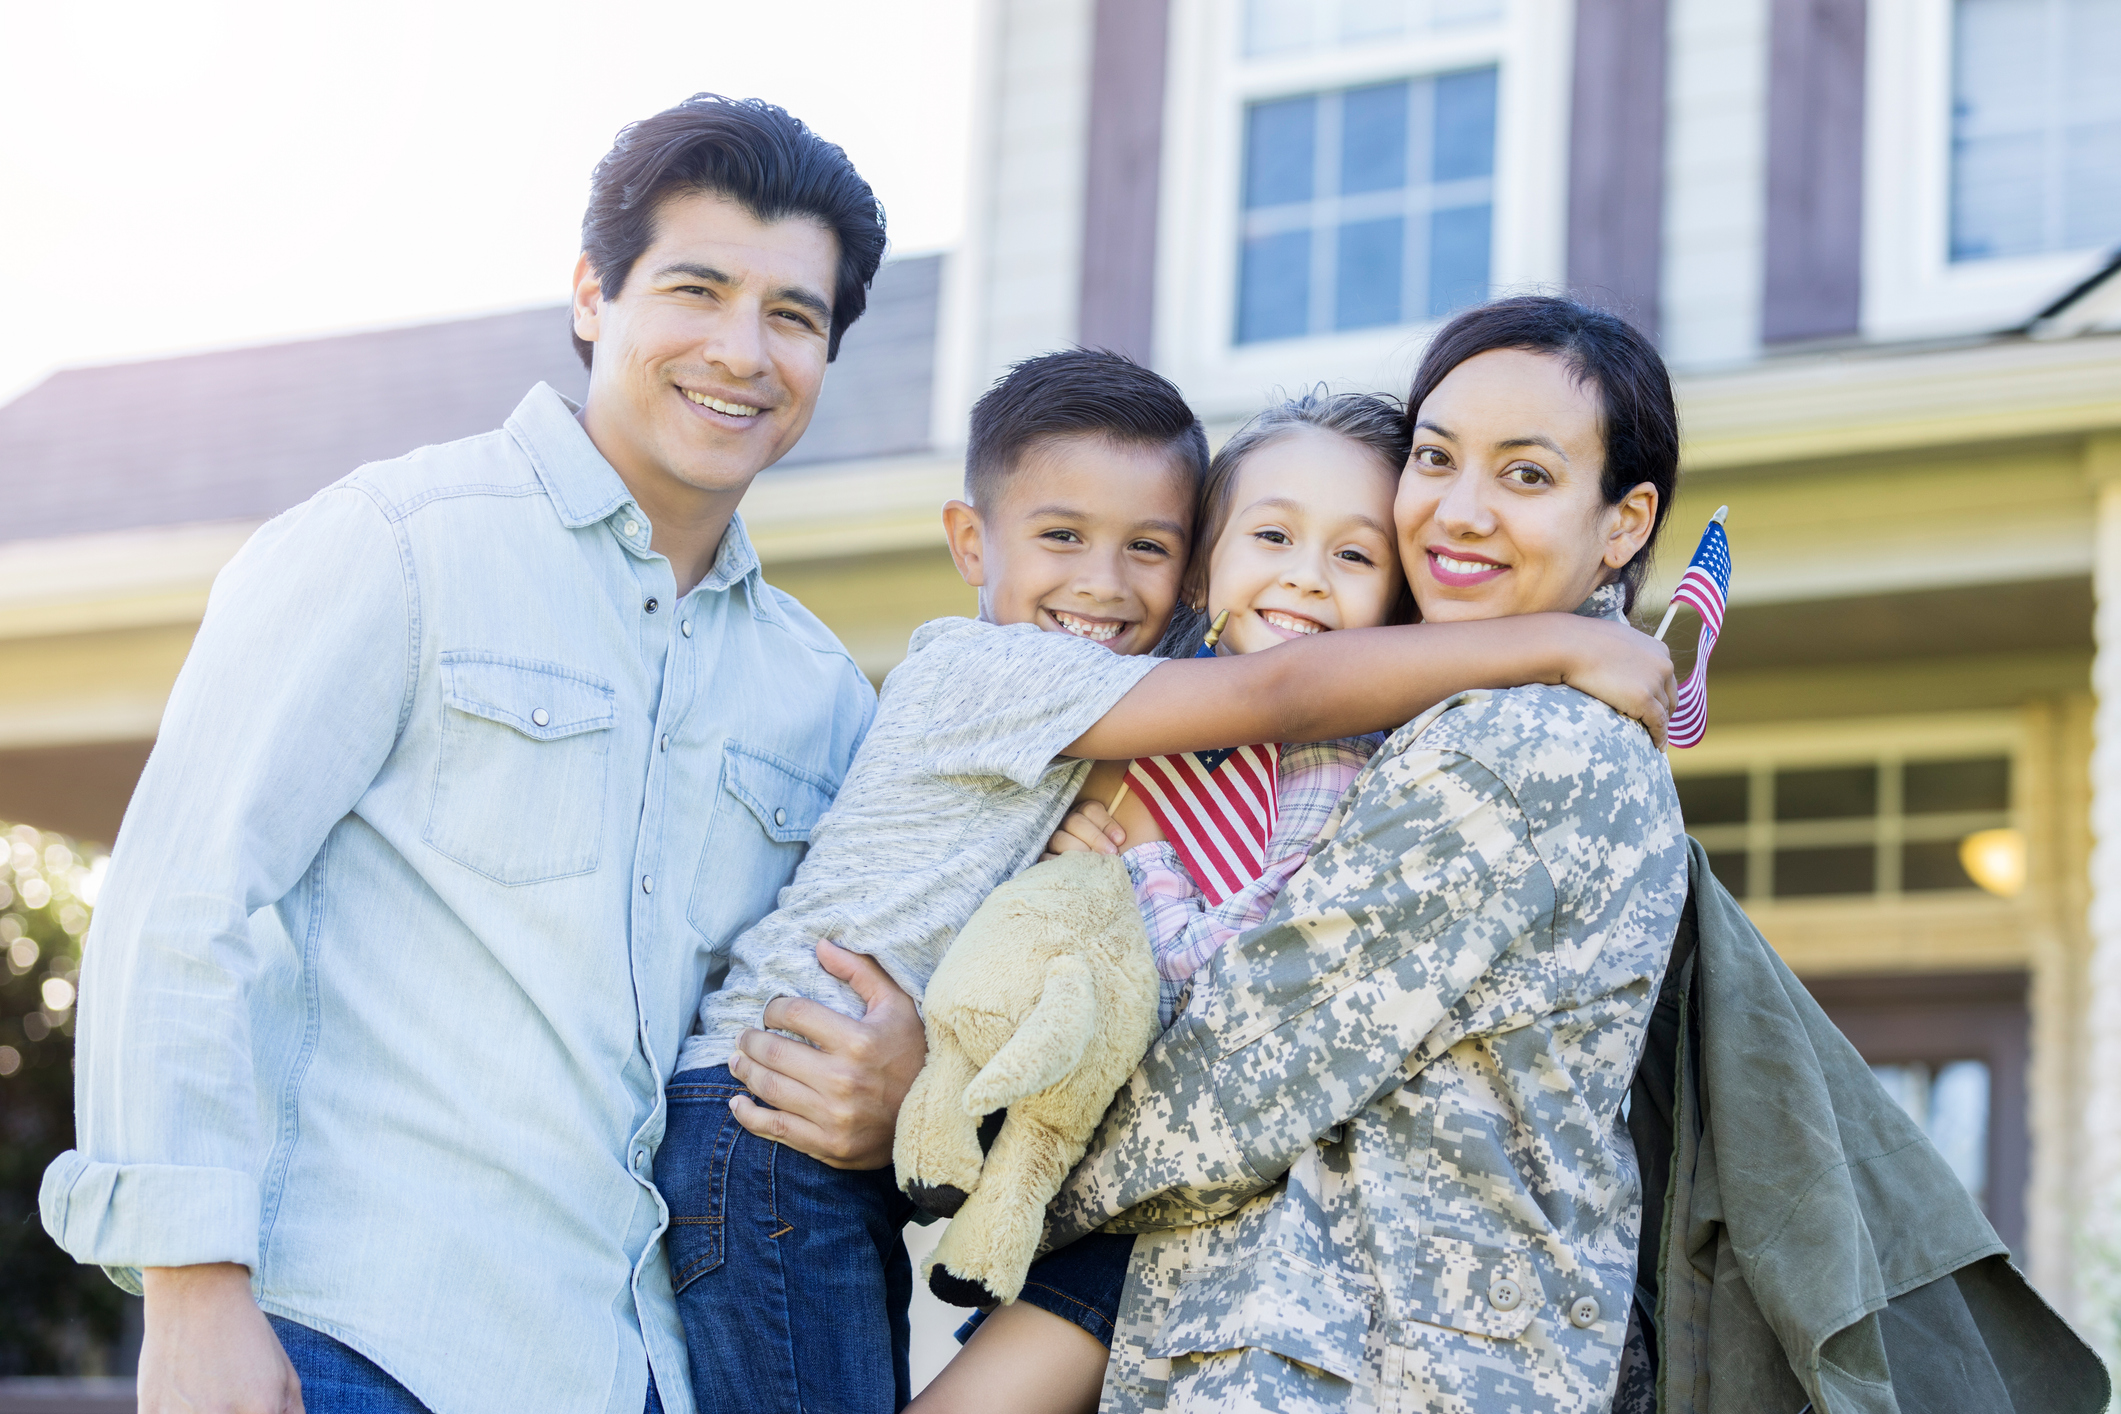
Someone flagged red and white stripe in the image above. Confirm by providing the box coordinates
[1125,744,1281,905]
[1668,566,1725,750]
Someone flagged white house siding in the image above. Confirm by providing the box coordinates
[952,0,1096,427]
[1660,0,1769,370]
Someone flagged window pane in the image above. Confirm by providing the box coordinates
[1246,97,1317,209]
[1238,230,1312,342]
[1953,0,2121,261]
[1904,757,2009,814]
[1930,1059,1991,1202]
[1774,845,1876,897]
[1244,0,1314,55]
[1428,204,1492,316]
[1774,765,1877,821]
[1706,850,1750,898]
[1336,217,1404,330]
[1341,82,1410,195]
[1903,839,1978,891]
[1676,773,1749,826]
[1433,68,1498,181]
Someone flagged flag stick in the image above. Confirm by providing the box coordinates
[1106,610,1232,817]
[1654,506,1729,641]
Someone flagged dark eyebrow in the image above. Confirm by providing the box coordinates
[1496,435,1569,462]
[1024,505,1188,539]
[654,262,734,286]
[654,263,832,322]
[1413,419,1454,440]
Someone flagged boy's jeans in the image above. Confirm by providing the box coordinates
[657,1066,917,1414]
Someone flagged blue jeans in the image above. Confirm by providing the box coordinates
[271,1316,666,1413]
[953,1231,1137,1348]
[657,1066,916,1413]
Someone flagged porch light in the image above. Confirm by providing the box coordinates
[1958,828,2026,898]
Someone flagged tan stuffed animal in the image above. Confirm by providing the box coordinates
[895,849,1160,1307]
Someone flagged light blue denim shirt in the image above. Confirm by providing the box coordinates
[39,384,875,1414]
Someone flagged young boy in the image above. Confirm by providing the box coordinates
[656,349,1672,1414]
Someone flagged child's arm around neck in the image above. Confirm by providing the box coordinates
[1065,611,1674,761]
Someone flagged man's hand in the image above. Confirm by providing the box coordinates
[1042,800,1126,860]
[1554,616,1677,749]
[140,1263,302,1414]
[727,940,927,1169]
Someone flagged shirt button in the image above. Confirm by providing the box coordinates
[644,597,659,613]
[1569,1296,1600,1329]
[660,735,669,752]
[623,519,640,537]
[1488,1277,1522,1312]
[681,620,692,638]
[531,709,549,728]
[633,1150,651,1175]
[774,808,787,827]
[641,875,653,894]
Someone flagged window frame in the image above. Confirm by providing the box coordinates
[1862,0,2118,341]
[1670,710,2026,907]
[1153,0,1573,421]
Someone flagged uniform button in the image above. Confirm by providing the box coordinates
[681,620,692,638]
[623,519,640,537]
[774,808,786,827]
[531,709,549,728]
[1488,1277,1522,1312]
[1569,1296,1600,1329]
[645,597,659,613]
[660,734,669,752]
[641,875,654,894]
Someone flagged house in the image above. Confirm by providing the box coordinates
[3,0,2119,1358]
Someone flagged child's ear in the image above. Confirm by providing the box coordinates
[942,500,988,587]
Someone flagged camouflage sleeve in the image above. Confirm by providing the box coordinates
[1050,738,1553,1240]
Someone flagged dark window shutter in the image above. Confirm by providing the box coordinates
[1079,0,1172,362]
[1566,0,1671,340]
[1763,0,1867,343]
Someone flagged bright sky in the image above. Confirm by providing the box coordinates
[0,0,978,404]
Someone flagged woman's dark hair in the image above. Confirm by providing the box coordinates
[964,348,1209,508]
[1405,296,1679,610]
[575,94,887,368]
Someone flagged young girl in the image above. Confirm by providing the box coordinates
[911,389,1419,1414]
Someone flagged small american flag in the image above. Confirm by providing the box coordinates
[1124,743,1281,905]
[1664,513,1731,749]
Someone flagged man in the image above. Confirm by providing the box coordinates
[39,95,926,1414]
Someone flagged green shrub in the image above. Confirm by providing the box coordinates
[0,821,133,1374]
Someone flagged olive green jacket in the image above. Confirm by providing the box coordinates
[1634,840,2108,1414]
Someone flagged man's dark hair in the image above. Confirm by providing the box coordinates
[575,94,887,368]
[1405,296,1679,611]
[964,349,1209,508]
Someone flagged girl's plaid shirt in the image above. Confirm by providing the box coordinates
[1122,735,1380,1028]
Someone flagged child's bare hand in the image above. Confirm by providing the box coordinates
[1555,617,1677,749]
[1042,801,1127,859]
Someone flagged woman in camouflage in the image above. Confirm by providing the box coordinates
[1043,296,1690,1413]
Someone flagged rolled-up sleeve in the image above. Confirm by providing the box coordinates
[1050,742,1551,1239]
[41,484,414,1282]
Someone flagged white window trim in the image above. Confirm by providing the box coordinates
[1671,710,2025,907]
[1153,0,1573,423]
[1863,0,2115,343]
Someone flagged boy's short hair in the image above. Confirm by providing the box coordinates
[964,349,1209,507]
[576,94,887,368]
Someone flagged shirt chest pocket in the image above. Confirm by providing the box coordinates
[425,653,617,885]
[686,742,835,948]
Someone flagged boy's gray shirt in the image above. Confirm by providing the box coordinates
[683,616,1162,1068]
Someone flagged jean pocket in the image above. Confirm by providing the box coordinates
[657,1077,746,1293]
[424,653,615,885]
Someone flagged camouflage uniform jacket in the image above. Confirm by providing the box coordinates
[1048,590,1688,1412]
